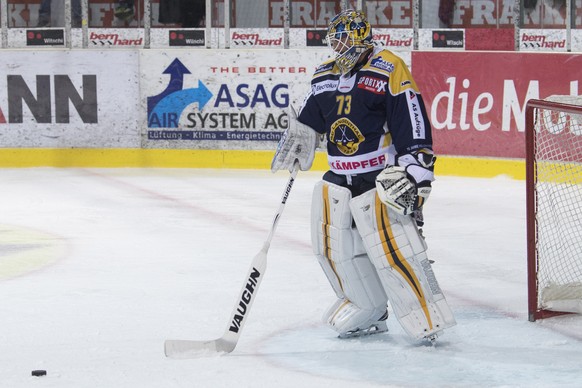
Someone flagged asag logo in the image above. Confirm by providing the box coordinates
[147,58,212,128]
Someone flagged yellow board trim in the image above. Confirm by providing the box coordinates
[0,148,525,179]
[435,155,525,180]
[0,148,278,169]
[536,161,582,185]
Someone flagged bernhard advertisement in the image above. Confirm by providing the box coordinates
[0,50,140,148]
[412,51,582,159]
[140,50,328,149]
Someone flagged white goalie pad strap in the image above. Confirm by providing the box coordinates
[349,189,456,340]
[271,106,318,173]
[311,181,388,334]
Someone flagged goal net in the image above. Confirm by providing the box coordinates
[526,95,582,321]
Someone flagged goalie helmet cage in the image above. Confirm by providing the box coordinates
[526,96,582,322]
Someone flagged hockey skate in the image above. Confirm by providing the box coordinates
[424,331,441,346]
[338,311,389,339]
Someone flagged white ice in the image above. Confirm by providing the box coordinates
[0,168,581,388]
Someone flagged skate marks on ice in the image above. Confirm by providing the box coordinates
[257,307,582,387]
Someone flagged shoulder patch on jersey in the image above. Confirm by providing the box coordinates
[314,60,335,76]
[311,59,340,94]
[365,49,403,74]
[369,56,395,73]
[365,49,420,96]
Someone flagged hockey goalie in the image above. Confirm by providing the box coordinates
[272,9,456,343]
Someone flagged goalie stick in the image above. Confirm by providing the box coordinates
[165,161,300,358]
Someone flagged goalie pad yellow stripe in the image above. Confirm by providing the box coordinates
[322,183,344,292]
[374,194,433,330]
[350,188,456,340]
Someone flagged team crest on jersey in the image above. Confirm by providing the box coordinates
[357,76,387,94]
[330,117,365,155]
[370,57,394,73]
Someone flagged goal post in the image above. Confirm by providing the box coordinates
[526,96,582,322]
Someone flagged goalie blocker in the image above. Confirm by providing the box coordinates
[312,180,456,341]
[271,106,318,173]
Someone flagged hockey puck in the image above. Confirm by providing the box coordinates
[31,370,47,377]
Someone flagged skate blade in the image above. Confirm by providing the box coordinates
[338,324,388,339]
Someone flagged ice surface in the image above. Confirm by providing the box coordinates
[0,168,581,388]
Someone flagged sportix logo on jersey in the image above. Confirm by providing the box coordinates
[357,76,387,94]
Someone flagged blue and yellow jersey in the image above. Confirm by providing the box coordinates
[298,47,433,175]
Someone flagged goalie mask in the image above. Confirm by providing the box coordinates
[326,9,373,75]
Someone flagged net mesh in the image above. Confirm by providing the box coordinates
[534,95,582,313]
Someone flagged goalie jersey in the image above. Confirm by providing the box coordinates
[297,47,433,176]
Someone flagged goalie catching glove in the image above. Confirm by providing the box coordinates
[375,151,435,216]
[271,106,318,173]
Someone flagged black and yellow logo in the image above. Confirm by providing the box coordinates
[330,118,364,155]
[0,225,65,280]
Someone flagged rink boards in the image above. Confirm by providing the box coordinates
[1,48,581,178]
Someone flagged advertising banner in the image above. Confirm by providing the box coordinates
[435,0,581,29]
[412,51,582,158]
[6,0,180,28]
[465,28,514,51]
[0,50,140,148]
[267,0,413,28]
[520,29,568,52]
[140,49,330,149]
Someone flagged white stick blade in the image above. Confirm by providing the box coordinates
[164,167,297,359]
[164,338,235,359]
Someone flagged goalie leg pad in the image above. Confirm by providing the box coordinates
[311,181,388,335]
[349,189,456,340]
